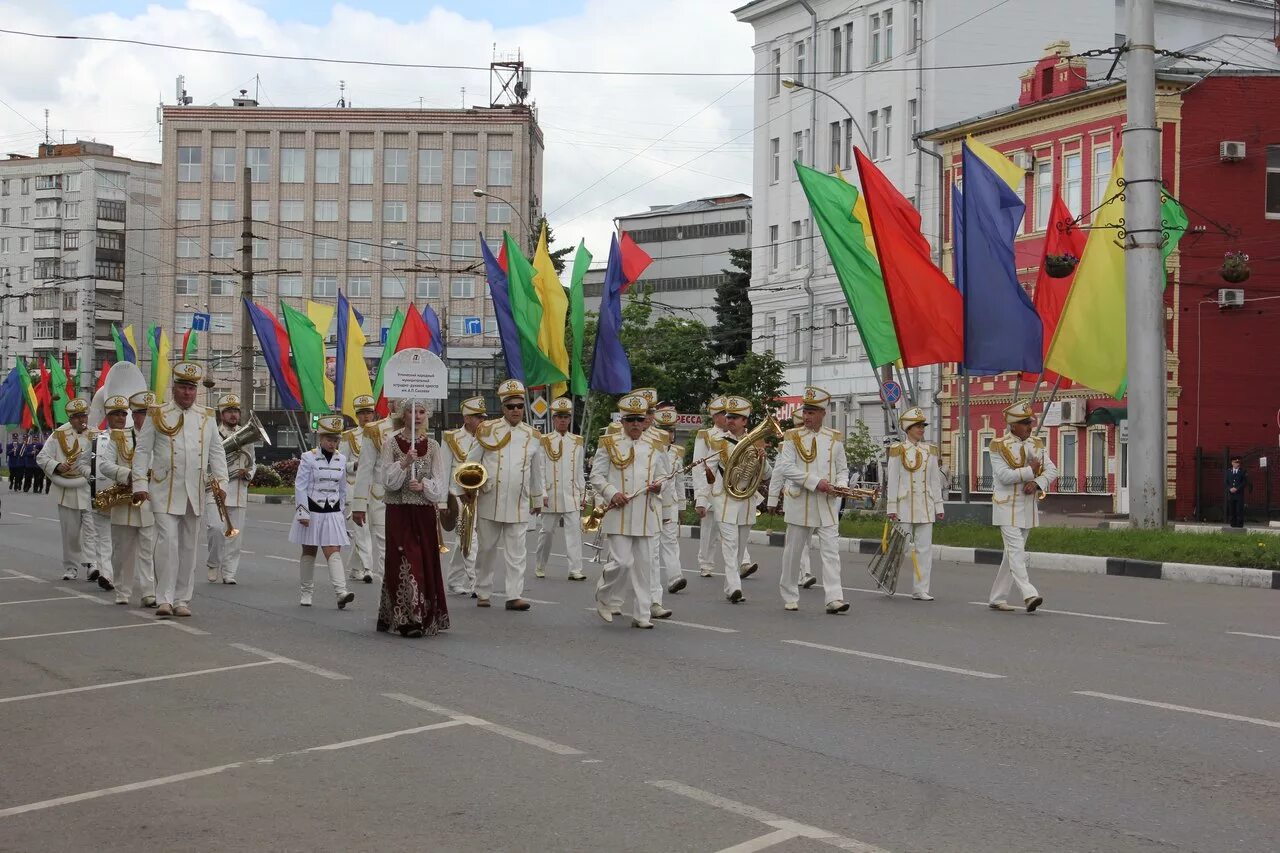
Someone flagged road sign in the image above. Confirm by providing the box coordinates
[380,326,389,345]
[879,380,902,405]
[530,396,549,418]
[191,312,211,333]
[382,348,447,400]
[463,316,482,336]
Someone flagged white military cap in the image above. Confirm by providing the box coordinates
[105,395,130,414]
[708,395,727,414]
[899,406,928,429]
[129,391,156,411]
[617,394,649,415]
[496,378,526,400]
[66,399,89,415]
[316,414,345,435]
[173,361,204,386]
[216,393,241,411]
[632,387,658,405]
[550,397,573,414]
[1003,400,1035,424]
[802,386,831,409]
[722,396,751,416]
[353,394,377,413]
[461,396,487,416]
[653,408,678,427]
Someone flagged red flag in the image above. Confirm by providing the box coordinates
[35,362,53,428]
[496,240,509,275]
[1023,191,1086,384]
[853,148,963,367]
[395,302,433,351]
[618,231,652,292]
[95,360,113,392]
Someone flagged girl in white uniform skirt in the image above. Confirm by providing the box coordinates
[290,414,355,609]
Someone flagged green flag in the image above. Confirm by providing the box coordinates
[568,240,592,397]
[795,163,901,367]
[372,307,405,405]
[503,231,567,388]
[279,302,330,414]
[47,355,69,424]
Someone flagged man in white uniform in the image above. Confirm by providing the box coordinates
[98,393,157,606]
[988,400,1058,613]
[692,395,726,578]
[443,395,486,594]
[591,394,671,629]
[886,406,946,601]
[37,398,93,582]
[85,418,115,589]
[703,396,770,605]
[535,396,586,582]
[343,394,381,584]
[650,402,684,614]
[465,379,545,611]
[132,362,228,619]
[769,410,814,590]
[774,386,850,614]
[206,394,255,585]
[351,398,396,585]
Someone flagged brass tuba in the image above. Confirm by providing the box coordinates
[723,415,785,500]
[452,462,488,558]
[223,413,271,456]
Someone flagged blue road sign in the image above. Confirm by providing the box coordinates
[191,312,211,332]
[463,316,482,336]
[879,380,902,405]
[380,326,389,345]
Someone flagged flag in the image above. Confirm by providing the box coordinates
[48,355,69,424]
[795,163,901,367]
[531,222,571,398]
[181,327,198,360]
[147,326,173,404]
[281,302,330,414]
[35,361,53,428]
[112,324,138,364]
[0,368,24,428]
[966,134,1026,191]
[481,237,525,381]
[335,291,374,419]
[956,142,1043,376]
[95,361,112,393]
[618,231,652,292]
[504,231,567,388]
[589,234,632,393]
[568,241,592,397]
[396,301,433,351]
[372,308,405,417]
[306,301,337,408]
[15,359,39,429]
[421,305,444,356]
[243,298,302,411]
[497,239,509,274]
[1023,192,1086,384]
[854,148,963,367]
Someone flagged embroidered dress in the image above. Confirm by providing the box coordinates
[377,434,450,637]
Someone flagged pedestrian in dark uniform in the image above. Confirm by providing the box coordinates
[20,435,38,492]
[1225,456,1248,529]
[28,435,46,493]
[6,434,19,491]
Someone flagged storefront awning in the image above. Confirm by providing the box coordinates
[1086,406,1127,426]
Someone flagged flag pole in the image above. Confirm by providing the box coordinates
[960,370,971,503]
[1033,375,1064,439]
[1011,374,1023,404]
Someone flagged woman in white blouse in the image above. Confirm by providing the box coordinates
[289,415,354,609]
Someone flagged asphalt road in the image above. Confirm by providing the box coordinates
[0,489,1277,853]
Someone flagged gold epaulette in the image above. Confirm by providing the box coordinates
[1030,436,1046,451]
[888,442,904,459]
[600,433,635,468]
[825,427,844,442]
[443,429,467,461]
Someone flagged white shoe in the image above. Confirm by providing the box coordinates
[61,567,77,580]
[534,565,546,579]
[825,600,851,614]
[650,603,672,619]
[800,574,817,589]
[699,568,713,578]
[300,591,313,607]
[207,566,218,583]
[631,619,654,629]
[911,592,935,601]
[783,602,799,611]
[595,602,613,623]
[114,594,130,605]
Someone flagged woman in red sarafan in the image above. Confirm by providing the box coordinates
[377,399,450,638]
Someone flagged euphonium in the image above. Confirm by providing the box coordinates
[723,415,785,501]
[452,462,488,558]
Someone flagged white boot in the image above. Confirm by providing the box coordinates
[299,552,315,606]
[329,553,354,609]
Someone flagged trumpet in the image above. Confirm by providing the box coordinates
[826,484,881,501]
[208,477,239,539]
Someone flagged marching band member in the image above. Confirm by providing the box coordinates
[535,396,586,582]
[988,400,1058,613]
[98,393,157,606]
[704,396,769,605]
[774,387,850,613]
[591,394,671,628]
[465,379,546,611]
[84,417,114,589]
[343,394,382,585]
[769,410,815,590]
[692,395,725,578]
[650,402,684,614]
[886,406,945,601]
[443,396,486,594]
[291,415,355,609]
[131,362,228,619]
[351,399,397,586]
[206,394,255,585]
[37,398,93,582]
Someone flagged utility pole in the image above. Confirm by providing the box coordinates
[1123,0,1167,528]
[239,166,254,407]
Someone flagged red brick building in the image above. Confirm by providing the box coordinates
[922,37,1280,520]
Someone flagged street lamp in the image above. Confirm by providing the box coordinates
[473,187,534,253]
[782,78,870,151]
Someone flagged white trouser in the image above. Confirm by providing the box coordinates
[446,523,477,592]
[596,533,654,624]
[780,523,842,605]
[718,520,751,596]
[85,509,113,577]
[475,517,529,602]
[898,521,934,596]
[58,505,87,576]
[111,523,155,602]
[154,510,201,607]
[651,515,682,605]
[535,511,584,576]
[697,504,720,571]
[990,525,1039,604]
[205,503,246,581]
[299,551,347,597]
[348,500,386,578]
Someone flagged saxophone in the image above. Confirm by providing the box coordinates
[723,415,785,500]
[93,482,144,511]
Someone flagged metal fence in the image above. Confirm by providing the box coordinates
[1190,446,1279,523]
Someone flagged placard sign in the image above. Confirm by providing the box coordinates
[382,348,447,400]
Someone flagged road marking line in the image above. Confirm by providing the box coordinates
[783,640,1005,680]
[2,570,46,584]
[382,692,584,755]
[125,610,211,635]
[0,622,162,642]
[382,692,459,716]
[665,618,739,634]
[0,720,466,819]
[9,512,32,518]
[0,661,277,705]
[492,593,559,605]
[38,516,58,522]
[240,550,256,555]
[1227,631,1280,641]
[648,780,891,853]
[54,586,112,605]
[264,555,295,562]
[966,602,1167,625]
[844,585,913,599]
[259,520,291,527]
[229,643,350,680]
[0,576,31,581]
[0,596,81,606]
[1074,691,1280,730]
[716,828,799,853]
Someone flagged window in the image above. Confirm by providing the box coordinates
[314,199,338,221]
[34,232,59,250]
[845,23,855,73]
[210,237,236,259]
[908,99,919,139]
[280,148,305,183]
[486,203,511,224]
[881,107,892,158]
[63,231,79,250]
[252,200,269,222]
[211,276,236,296]
[1064,151,1082,218]
[347,275,372,297]
[178,146,202,182]
[770,48,781,96]
[451,239,476,264]
[829,122,842,172]
[315,149,339,183]
[418,148,443,184]
[34,259,60,280]
[34,319,59,340]
[909,0,921,51]
[384,148,409,183]
[212,147,236,182]
[791,220,803,268]
[98,230,124,251]
[769,138,780,183]
[452,201,476,223]
[313,238,338,260]
[1,179,8,195]
[795,38,806,82]
[313,276,337,298]
[765,315,777,354]
[382,276,406,298]
[451,275,476,298]
[0,237,7,252]
[383,201,407,223]
[19,236,28,251]
[1093,143,1113,217]
[177,199,200,220]
[210,350,233,371]
[278,275,303,297]
[416,277,441,299]
[1034,156,1052,230]
[769,224,779,271]
[212,200,235,221]
[246,147,269,183]
[349,148,373,184]
[210,313,233,333]
[21,207,30,224]
[1268,146,1280,219]
[34,290,59,310]
[826,306,849,357]
[453,149,478,185]
[66,173,80,192]
[868,111,879,159]
[20,178,29,195]
[487,149,513,186]
[33,199,57,220]
[843,119,854,169]
[176,237,201,258]
[274,200,301,223]
[870,12,883,64]
[831,27,843,77]
[383,242,407,261]
[789,313,802,362]
[278,238,303,260]
[62,202,78,220]
[884,8,894,59]
[63,260,78,278]
[1059,431,1078,492]
[793,131,804,172]
[348,200,373,222]
[417,239,441,263]
[348,241,373,261]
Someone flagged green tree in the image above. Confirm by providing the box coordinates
[710,247,752,382]
[719,350,786,421]
[537,216,573,275]
[844,419,877,476]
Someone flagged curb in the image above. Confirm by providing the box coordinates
[677,525,1278,591]
[247,494,288,505]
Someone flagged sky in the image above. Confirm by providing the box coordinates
[0,0,757,264]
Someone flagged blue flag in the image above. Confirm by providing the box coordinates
[0,367,24,428]
[421,304,444,356]
[957,143,1043,375]
[480,237,524,381]
[589,235,632,394]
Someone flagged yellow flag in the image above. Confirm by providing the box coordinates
[306,300,337,407]
[834,163,878,261]
[966,134,1025,192]
[531,222,570,398]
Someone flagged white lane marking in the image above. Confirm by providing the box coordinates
[0,622,163,642]
[265,555,295,562]
[1075,691,1280,730]
[579,608,738,634]
[845,585,912,599]
[2,569,45,584]
[1227,631,1280,642]
[53,586,112,605]
[38,516,58,522]
[229,643,350,681]
[492,593,559,606]
[0,576,32,581]
[966,602,1167,625]
[9,512,32,518]
[240,550,256,555]
[716,828,799,853]
[383,692,584,755]
[649,780,891,853]
[783,640,1005,680]
[0,720,466,819]
[125,610,210,635]
[0,596,81,606]
[0,661,277,705]
[259,520,291,527]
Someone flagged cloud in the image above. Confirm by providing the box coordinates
[0,0,755,260]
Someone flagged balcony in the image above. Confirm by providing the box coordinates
[34,175,62,198]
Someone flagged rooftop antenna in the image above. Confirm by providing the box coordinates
[43,109,49,145]
[255,73,260,103]
[490,49,532,107]
[461,87,466,108]
[337,80,347,108]
[175,75,193,105]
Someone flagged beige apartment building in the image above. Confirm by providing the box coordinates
[158,98,544,439]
